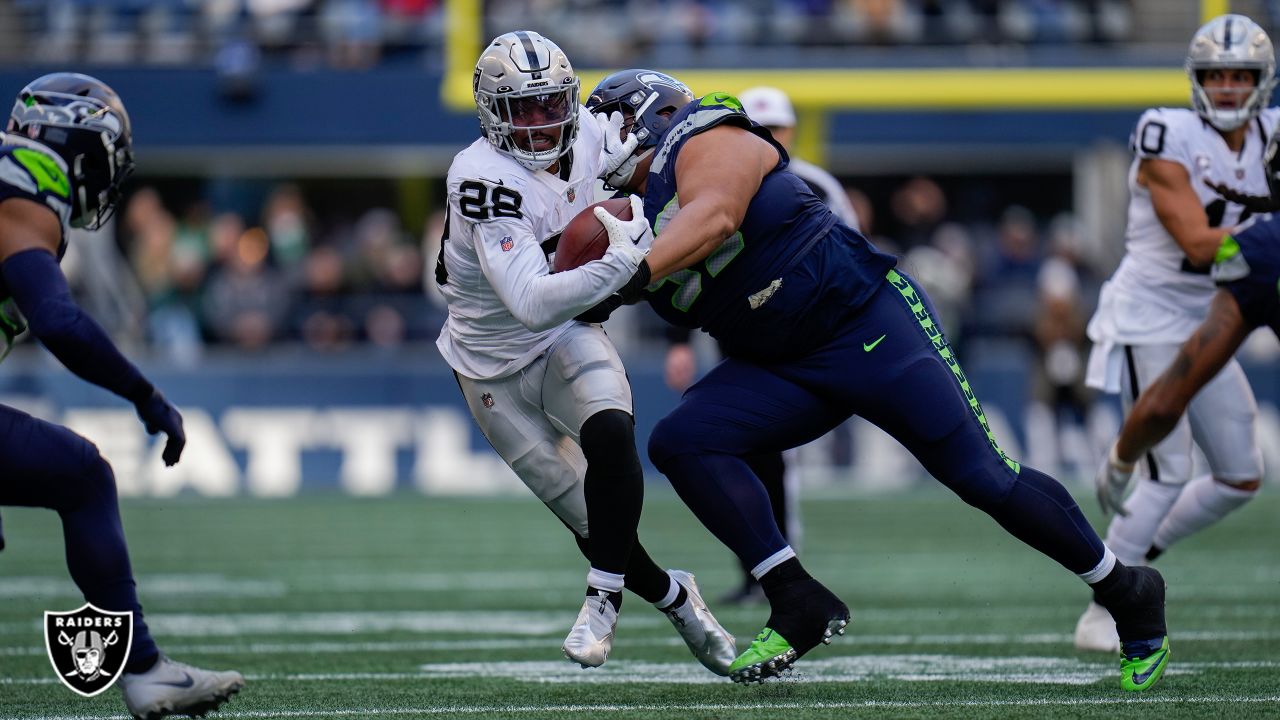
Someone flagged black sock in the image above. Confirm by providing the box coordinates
[581,410,643,575]
[1144,545,1164,563]
[587,586,623,613]
[759,557,812,602]
[658,584,689,613]
[1090,561,1133,602]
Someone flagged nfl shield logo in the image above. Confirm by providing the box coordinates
[1236,168,1246,180]
[44,603,133,697]
[500,236,514,252]
[566,188,576,202]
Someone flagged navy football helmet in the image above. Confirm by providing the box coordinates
[587,70,694,187]
[6,72,135,230]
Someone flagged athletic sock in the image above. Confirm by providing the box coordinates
[1105,477,1184,566]
[1152,475,1257,551]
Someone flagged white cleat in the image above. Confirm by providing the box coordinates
[664,570,737,676]
[119,655,244,720]
[562,591,618,668]
[1074,600,1121,653]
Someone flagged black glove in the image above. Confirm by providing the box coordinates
[575,260,651,324]
[134,388,186,466]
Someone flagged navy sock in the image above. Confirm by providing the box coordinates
[654,452,788,570]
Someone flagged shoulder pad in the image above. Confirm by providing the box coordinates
[651,97,752,175]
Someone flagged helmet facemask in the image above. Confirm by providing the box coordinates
[473,31,580,172]
[1186,14,1278,132]
[6,74,135,230]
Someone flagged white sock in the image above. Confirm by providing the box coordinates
[654,574,681,609]
[749,546,796,580]
[1153,476,1258,551]
[1077,546,1116,584]
[586,568,625,594]
[1104,478,1184,566]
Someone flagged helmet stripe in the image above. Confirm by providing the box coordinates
[1224,17,1234,51]
[514,31,542,71]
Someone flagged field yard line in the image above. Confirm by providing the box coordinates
[2,626,1277,649]
[22,695,1280,720]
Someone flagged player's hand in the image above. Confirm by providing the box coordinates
[1095,442,1135,517]
[594,195,651,268]
[135,388,186,466]
[596,111,640,177]
[574,259,651,323]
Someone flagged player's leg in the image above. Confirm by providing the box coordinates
[848,270,1168,691]
[648,359,851,682]
[0,405,244,716]
[721,450,786,605]
[1153,356,1263,556]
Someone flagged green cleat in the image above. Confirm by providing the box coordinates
[728,627,797,684]
[1120,635,1170,692]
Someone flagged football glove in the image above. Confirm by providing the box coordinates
[594,194,651,268]
[574,260,651,323]
[135,388,186,467]
[596,111,641,179]
[1096,442,1136,517]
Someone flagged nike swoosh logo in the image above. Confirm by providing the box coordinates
[1130,649,1167,685]
[863,334,886,352]
[477,177,505,186]
[156,671,195,688]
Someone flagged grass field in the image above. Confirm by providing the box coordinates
[1,486,1277,719]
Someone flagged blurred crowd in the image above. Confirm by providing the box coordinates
[115,183,439,362]
[1,0,1150,69]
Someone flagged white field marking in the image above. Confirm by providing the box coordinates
[0,637,690,657]
[295,571,584,593]
[0,574,287,599]
[7,655,1277,688]
[20,695,1280,720]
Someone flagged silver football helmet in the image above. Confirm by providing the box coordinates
[1186,14,1277,132]
[473,31,580,171]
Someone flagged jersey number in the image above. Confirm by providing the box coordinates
[1137,121,1166,155]
[458,180,523,220]
[658,232,746,312]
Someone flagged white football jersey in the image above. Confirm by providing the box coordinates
[435,107,643,380]
[1091,107,1280,344]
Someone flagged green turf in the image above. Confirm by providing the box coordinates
[1,487,1277,719]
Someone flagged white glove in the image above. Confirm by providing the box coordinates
[593,194,651,268]
[1096,442,1136,517]
[596,111,641,178]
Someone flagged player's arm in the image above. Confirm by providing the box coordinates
[1114,290,1251,464]
[0,197,185,464]
[472,214,644,332]
[643,125,778,282]
[1139,157,1232,268]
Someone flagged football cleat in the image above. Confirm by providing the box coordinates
[662,570,737,675]
[119,655,243,720]
[562,590,619,668]
[1120,635,1170,692]
[1073,600,1121,653]
[728,579,849,684]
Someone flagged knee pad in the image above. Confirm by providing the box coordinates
[59,441,118,510]
[945,461,1019,510]
[580,409,637,467]
[648,413,697,470]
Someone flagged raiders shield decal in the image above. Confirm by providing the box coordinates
[44,603,134,697]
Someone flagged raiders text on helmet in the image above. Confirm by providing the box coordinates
[473,31,580,171]
[1187,14,1277,132]
[6,72,135,230]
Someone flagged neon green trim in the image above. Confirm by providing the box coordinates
[1214,234,1240,265]
[728,627,793,674]
[886,269,1020,474]
[12,148,69,198]
[700,91,743,112]
[1120,636,1170,692]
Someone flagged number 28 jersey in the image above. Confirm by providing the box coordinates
[1099,107,1280,340]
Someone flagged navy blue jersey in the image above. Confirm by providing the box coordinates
[1214,216,1280,337]
[640,93,895,359]
[0,142,73,357]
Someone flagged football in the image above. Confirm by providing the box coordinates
[551,197,633,272]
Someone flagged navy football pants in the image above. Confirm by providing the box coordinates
[0,404,159,671]
[650,270,1105,575]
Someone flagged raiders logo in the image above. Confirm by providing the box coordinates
[481,393,495,409]
[44,603,133,697]
[566,188,576,202]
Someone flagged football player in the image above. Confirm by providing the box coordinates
[1077,14,1275,652]
[584,69,1169,691]
[0,73,243,718]
[433,32,734,673]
